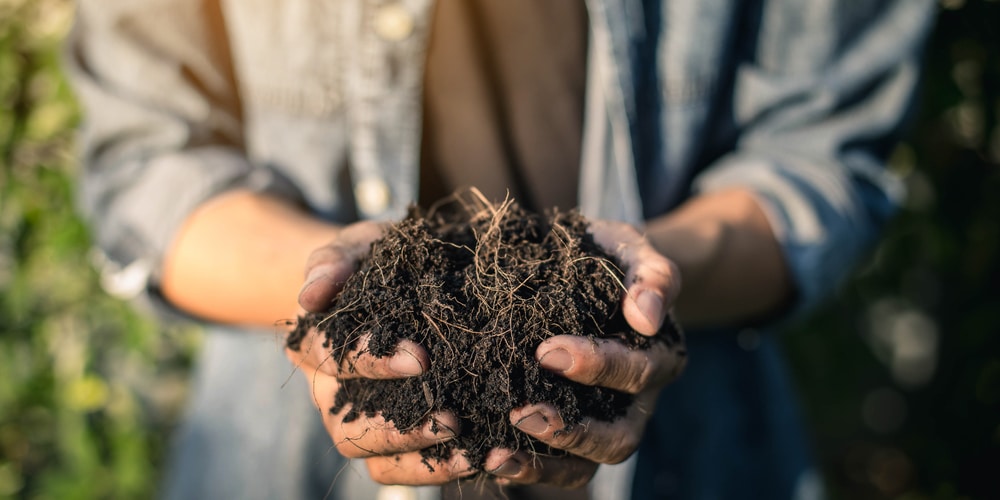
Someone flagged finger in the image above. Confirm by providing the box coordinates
[484,449,597,488]
[335,335,430,380]
[302,353,341,412]
[296,353,455,459]
[588,220,681,335]
[536,335,687,394]
[621,253,679,336]
[297,257,353,312]
[290,329,429,379]
[510,399,655,465]
[366,449,476,485]
[285,323,342,377]
[298,221,385,312]
[325,404,460,459]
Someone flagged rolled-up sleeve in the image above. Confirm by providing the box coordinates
[693,0,936,315]
[65,0,298,301]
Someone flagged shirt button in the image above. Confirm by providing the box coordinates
[355,177,392,216]
[373,3,414,41]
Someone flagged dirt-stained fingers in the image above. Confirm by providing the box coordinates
[483,448,598,488]
[298,220,387,312]
[334,334,429,379]
[365,449,476,485]
[587,219,681,336]
[288,340,452,464]
[516,334,685,466]
[324,404,460,459]
[288,327,430,379]
[535,335,686,395]
[509,394,657,465]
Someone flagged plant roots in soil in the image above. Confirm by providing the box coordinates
[288,191,682,473]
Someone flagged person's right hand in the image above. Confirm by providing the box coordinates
[286,221,476,485]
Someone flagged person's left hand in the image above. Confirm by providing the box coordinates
[484,219,688,488]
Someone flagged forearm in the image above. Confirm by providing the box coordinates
[161,190,340,327]
[645,188,793,328]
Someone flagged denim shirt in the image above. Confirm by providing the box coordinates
[67,1,935,498]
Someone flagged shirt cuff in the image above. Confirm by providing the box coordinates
[692,152,901,318]
[88,146,299,312]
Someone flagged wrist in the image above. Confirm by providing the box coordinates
[643,189,793,327]
[161,189,341,326]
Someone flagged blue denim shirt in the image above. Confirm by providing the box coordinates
[67,1,935,498]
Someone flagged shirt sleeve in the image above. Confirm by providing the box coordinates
[692,0,936,316]
[65,0,300,303]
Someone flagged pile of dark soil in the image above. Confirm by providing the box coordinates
[288,192,681,472]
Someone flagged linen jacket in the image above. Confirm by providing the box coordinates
[66,1,936,498]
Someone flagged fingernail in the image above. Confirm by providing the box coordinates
[388,349,424,376]
[636,290,664,328]
[299,265,333,297]
[424,417,457,440]
[514,412,550,434]
[539,348,574,372]
[489,458,523,477]
[451,455,475,475]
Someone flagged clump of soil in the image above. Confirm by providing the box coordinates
[288,191,682,472]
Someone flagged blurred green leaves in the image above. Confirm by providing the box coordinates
[1,1,198,499]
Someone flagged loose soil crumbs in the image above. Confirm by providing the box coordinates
[288,193,682,472]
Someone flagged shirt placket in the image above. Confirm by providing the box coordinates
[345,0,431,221]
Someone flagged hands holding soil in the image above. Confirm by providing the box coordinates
[286,212,686,489]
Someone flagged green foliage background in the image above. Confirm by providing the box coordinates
[0,1,199,498]
[0,1,997,499]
